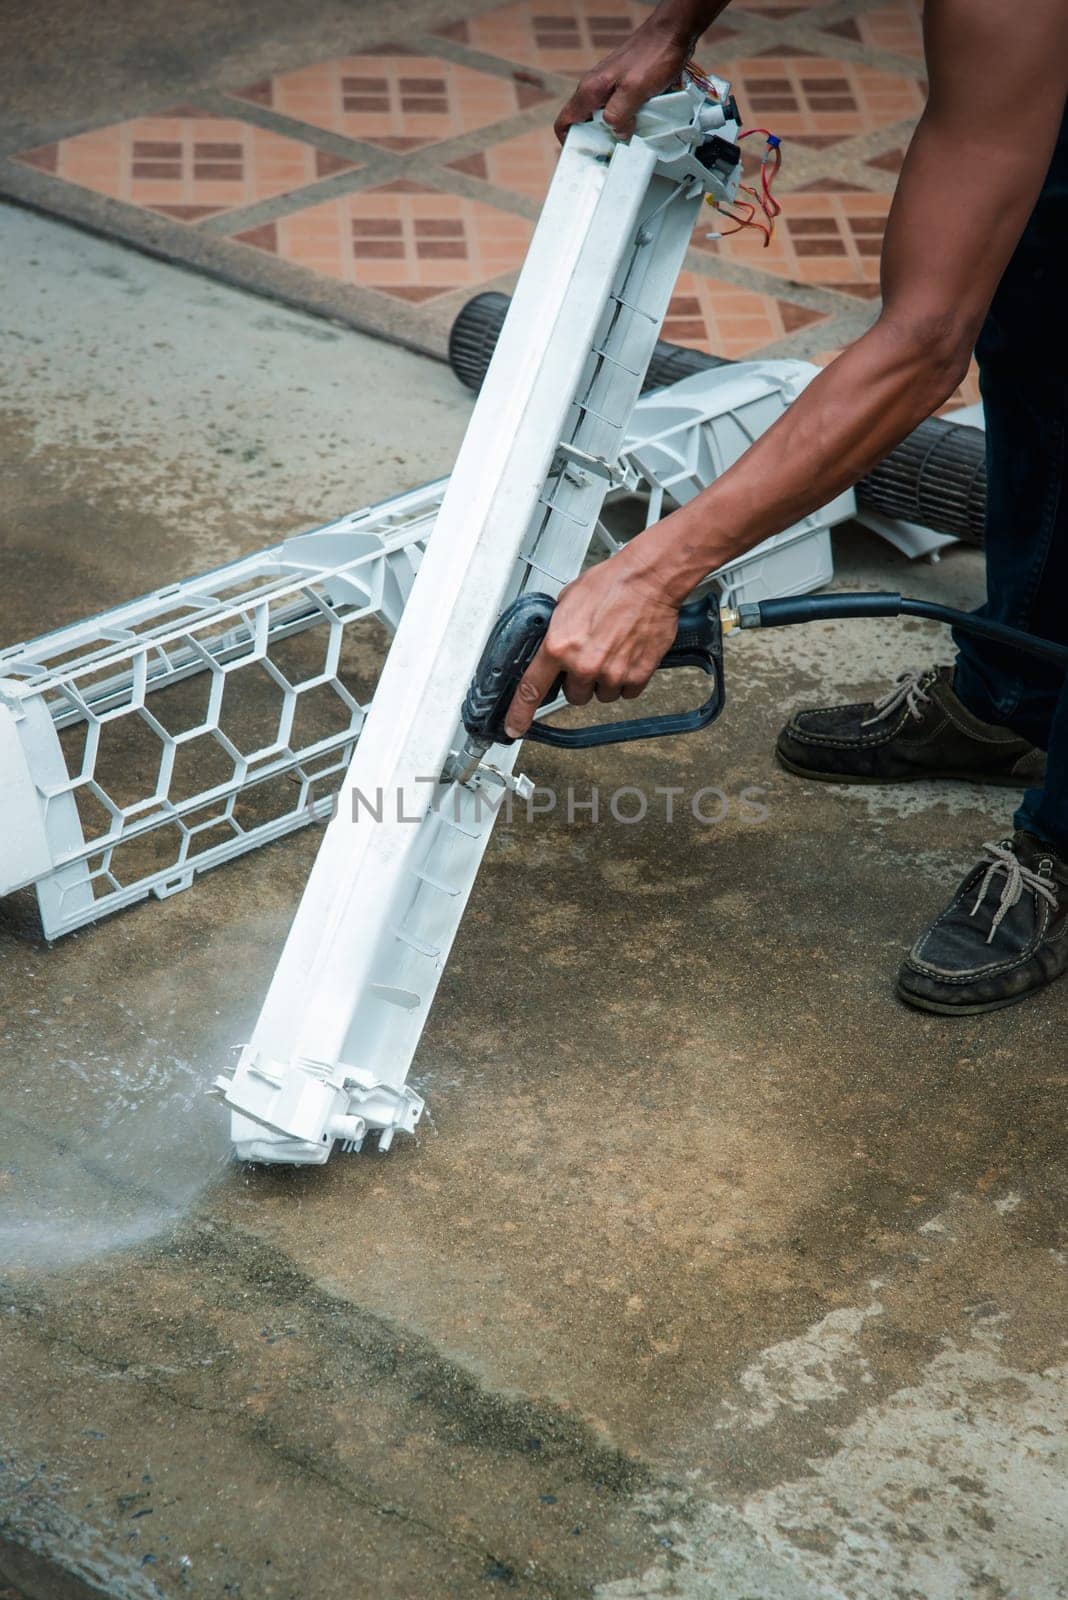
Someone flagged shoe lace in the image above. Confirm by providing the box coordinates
[970,839,1059,944]
[860,668,937,728]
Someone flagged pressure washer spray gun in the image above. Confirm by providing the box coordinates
[449,587,1068,775]
[446,591,725,784]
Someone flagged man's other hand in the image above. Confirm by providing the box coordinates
[554,11,694,144]
[503,554,681,739]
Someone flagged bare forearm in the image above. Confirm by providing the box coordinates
[630,317,970,602]
[647,0,735,46]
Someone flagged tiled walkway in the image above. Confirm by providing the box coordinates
[3,0,978,400]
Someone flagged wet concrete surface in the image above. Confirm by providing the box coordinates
[1,207,1066,1598]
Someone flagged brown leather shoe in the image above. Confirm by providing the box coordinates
[776,666,1046,787]
[898,832,1068,1014]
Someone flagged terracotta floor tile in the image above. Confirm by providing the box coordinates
[14,113,356,222]
[434,0,656,77]
[698,184,892,296]
[233,51,547,152]
[448,123,561,201]
[715,49,924,145]
[664,271,828,358]
[866,144,908,178]
[819,1,924,61]
[231,183,534,300]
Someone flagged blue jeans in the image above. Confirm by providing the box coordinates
[952,102,1068,854]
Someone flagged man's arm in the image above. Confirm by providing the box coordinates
[506,0,1068,736]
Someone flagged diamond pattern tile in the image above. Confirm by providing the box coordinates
[448,123,560,200]
[866,145,907,178]
[664,272,827,357]
[434,0,657,77]
[14,111,357,222]
[721,50,924,146]
[819,1,924,61]
[231,181,534,301]
[698,186,892,297]
[234,50,548,152]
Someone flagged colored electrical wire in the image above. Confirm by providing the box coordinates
[683,61,719,97]
[716,127,783,246]
[711,196,771,245]
[681,73,785,248]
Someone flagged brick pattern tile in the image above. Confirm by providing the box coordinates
[14,113,356,222]
[234,51,547,151]
[435,0,657,76]
[721,51,923,146]
[231,183,534,301]
[664,272,827,358]
[820,1,924,61]
[698,187,892,296]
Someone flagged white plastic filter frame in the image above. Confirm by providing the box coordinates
[0,484,442,938]
[216,89,747,1163]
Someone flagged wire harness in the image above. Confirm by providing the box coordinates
[684,60,784,249]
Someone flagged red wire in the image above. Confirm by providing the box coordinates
[714,198,771,247]
[741,185,773,246]
[741,129,784,242]
[761,147,782,222]
[706,121,785,247]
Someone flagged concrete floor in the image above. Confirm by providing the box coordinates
[1,205,1066,1600]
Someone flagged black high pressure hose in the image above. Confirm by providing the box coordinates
[736,594,1068,671]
